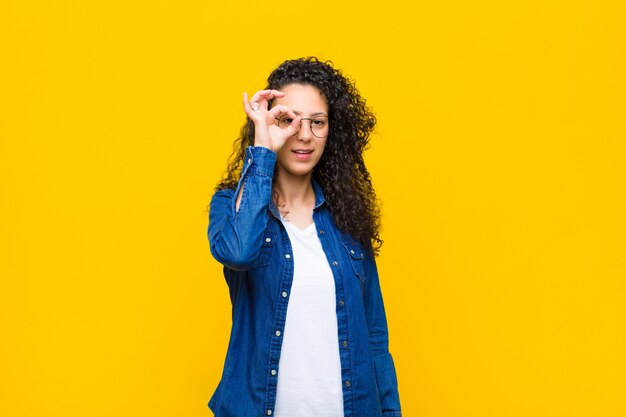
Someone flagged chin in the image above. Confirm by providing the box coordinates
[286,165,315,176]
[278,160,319,177]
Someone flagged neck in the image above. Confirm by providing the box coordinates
[273,167,315,209]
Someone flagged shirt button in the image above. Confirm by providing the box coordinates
[281,291,288,298]
[332,261,338,266]
[345,380,351,388]
[285,254,291,259]
[319,229,325,234]
[342,340,348,347]
[265,237,272,243]
[271,369,277,376]
[248,158,252,164]
[338,299,345,306]
[275,330,281,337]
[350,249,355,255]
[267,410,272,415]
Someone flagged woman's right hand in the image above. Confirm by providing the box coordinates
[243,90,301,152]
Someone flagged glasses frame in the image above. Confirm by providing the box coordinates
[274,116,329,139]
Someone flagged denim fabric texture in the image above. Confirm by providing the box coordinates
[207,146,402,417]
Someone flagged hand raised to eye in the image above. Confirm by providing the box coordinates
[243,90,301,152]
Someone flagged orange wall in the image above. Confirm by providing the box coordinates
[1,1,625,416]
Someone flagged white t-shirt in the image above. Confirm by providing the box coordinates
[273,217,344,417]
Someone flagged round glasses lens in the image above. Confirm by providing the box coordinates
[310,117,329,138]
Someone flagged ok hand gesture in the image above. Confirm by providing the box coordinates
[243,90,301,152]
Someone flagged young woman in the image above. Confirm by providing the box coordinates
[207,57,401,417]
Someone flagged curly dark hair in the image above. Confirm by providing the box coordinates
[214,57,383,255]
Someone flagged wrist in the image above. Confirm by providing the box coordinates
[253,129,271,149]
[253,138,275,152]
[242,146,277,177]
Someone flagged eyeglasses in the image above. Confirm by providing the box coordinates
[274,115,329,138]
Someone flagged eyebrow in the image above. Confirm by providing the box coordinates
[293,111,328,117]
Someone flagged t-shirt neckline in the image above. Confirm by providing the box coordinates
[280,217,316,238]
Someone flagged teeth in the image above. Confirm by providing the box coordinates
[294,150,312,154]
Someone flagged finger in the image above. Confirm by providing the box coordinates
[251,89,284,100]
[268,104,296,120]
[284,115,302,135]
[250,89,285,110]
[242,92,261,119]
[264,89,285,109]
[249,89,271,99]
[243,92,252,113]
[247,93,262,112]
[248,89,271,107]
[264,89,285,105]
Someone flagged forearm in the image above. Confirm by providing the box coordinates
[235,144,274,212]
[364,253,402,415]
[208,146,276,270]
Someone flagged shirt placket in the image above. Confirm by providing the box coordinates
[314,213,355,417]
[263,218,295,416]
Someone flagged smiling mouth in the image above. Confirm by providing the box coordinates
[292,150,313,154]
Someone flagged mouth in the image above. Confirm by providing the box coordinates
[291,149,314,161]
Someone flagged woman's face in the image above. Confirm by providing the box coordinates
[271,83,329,177]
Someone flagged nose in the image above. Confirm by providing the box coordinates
[297,119,313,141]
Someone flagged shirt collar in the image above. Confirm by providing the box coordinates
[311,177,326,209]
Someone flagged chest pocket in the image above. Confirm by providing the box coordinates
[342,242,366,285]
[257,229,277,268]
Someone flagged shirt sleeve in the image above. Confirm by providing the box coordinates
[363,251,402,416]
[207,146,276,271]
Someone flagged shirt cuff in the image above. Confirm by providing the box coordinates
[242,146,277,178]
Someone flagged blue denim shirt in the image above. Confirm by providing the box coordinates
[207,146,402,417]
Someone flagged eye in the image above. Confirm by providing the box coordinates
[279,117,293,125]
[312,118,327,127]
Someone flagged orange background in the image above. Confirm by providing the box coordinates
[1,1,625,416]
